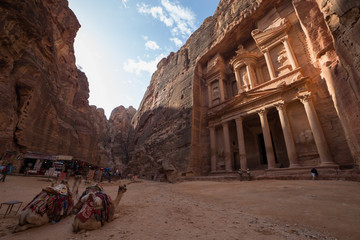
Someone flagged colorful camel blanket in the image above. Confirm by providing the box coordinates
[76,192,112,224]
[22,185,73,222]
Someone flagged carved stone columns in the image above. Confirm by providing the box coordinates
[283,37,299,70]
[209,126,217,172]
[235,117,248,171]
[234,71,242,94]
[263,49,276,80]
[298,93,335,166]
[207,84,213,108]
[219,79,225,102]
[222,121,232,172]
[275,102,300,168]
[257,109,277,169]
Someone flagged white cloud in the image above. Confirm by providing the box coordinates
[137,0,196,39]
[137,3,173,27]
[121,0,130,8]
[170,37,183,47]
[123,54,166,75]
[145,40,160,50]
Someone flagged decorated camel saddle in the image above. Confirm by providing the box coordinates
[72,183,111,224]
[14,180,73,232]
[72,183,127,232]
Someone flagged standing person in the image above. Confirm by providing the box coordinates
[311,168,319,180]
[238,169,243,181]
[1,164,10,182]
[246,168,251,181]
[108,171,112,183]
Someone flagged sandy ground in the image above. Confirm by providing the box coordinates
[0,176,359,240]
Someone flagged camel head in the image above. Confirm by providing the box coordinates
[118,184,127,194]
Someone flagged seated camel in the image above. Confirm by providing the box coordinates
[72,183,127,232]
[13,180,73,232]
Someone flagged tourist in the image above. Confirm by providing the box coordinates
[1,164,10,182]
[311,168,318,180]
[238,169,243,181]
[246,168,251,181]
[108,171,112,182]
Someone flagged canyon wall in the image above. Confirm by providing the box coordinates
[129,0,360,181]
[129,0,266,181]
[0,0,111,166]
[108,106,136,170]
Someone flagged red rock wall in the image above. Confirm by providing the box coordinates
[129,0,265,180]
[293,0,360,165]
[130,0,360,180]
[108,106,136,169]
[0,0,110,166]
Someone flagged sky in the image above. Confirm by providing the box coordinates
[67,0,220,118]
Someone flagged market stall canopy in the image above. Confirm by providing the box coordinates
[24,153,56,160]
[56,155,73,161]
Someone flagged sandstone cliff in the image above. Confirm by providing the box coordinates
[0,0,110,166]
[108,106,136,169]
[129,0,266,181]
[129,0,360,181]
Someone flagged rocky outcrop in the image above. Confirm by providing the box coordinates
[292,0,360,165]
[317,0,360,164]
[0,0,110,166]
[108,106,136,169]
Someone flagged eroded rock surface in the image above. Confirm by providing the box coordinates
[129,0,360,181]
[0,0,109,165]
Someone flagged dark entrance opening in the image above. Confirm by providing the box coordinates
[233,152,240,170]
[258,134,267,165]
[258,132,278,166]
[20,158,36,173]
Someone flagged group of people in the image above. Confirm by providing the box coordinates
[238,168,251,181]
[237,167,319,180]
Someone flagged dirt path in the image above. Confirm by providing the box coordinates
[0,176,359,240]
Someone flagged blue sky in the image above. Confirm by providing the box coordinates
[68,0,219,118]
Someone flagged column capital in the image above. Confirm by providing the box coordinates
[298,92,311,103]
[235,116,244,123]
[274,101,285,110]
[221,121,229,127]
[256,108,267,116]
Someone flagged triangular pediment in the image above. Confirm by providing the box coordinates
[229,87,284,109]
[207,86,286,118]
[251,19,291,50]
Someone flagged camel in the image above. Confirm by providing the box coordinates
[72,184,127,232]
[13,180,74,233]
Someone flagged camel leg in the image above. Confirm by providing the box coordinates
[13,223,43,233]
[14,213,49,233]
[73,217,101,233]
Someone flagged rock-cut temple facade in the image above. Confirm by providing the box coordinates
[182,0,360,179]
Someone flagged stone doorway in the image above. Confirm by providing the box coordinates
[243,108,289,170]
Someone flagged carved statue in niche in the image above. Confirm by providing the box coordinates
[242,71,249,87]
[212,86,220,99]
[277,49,288,65]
